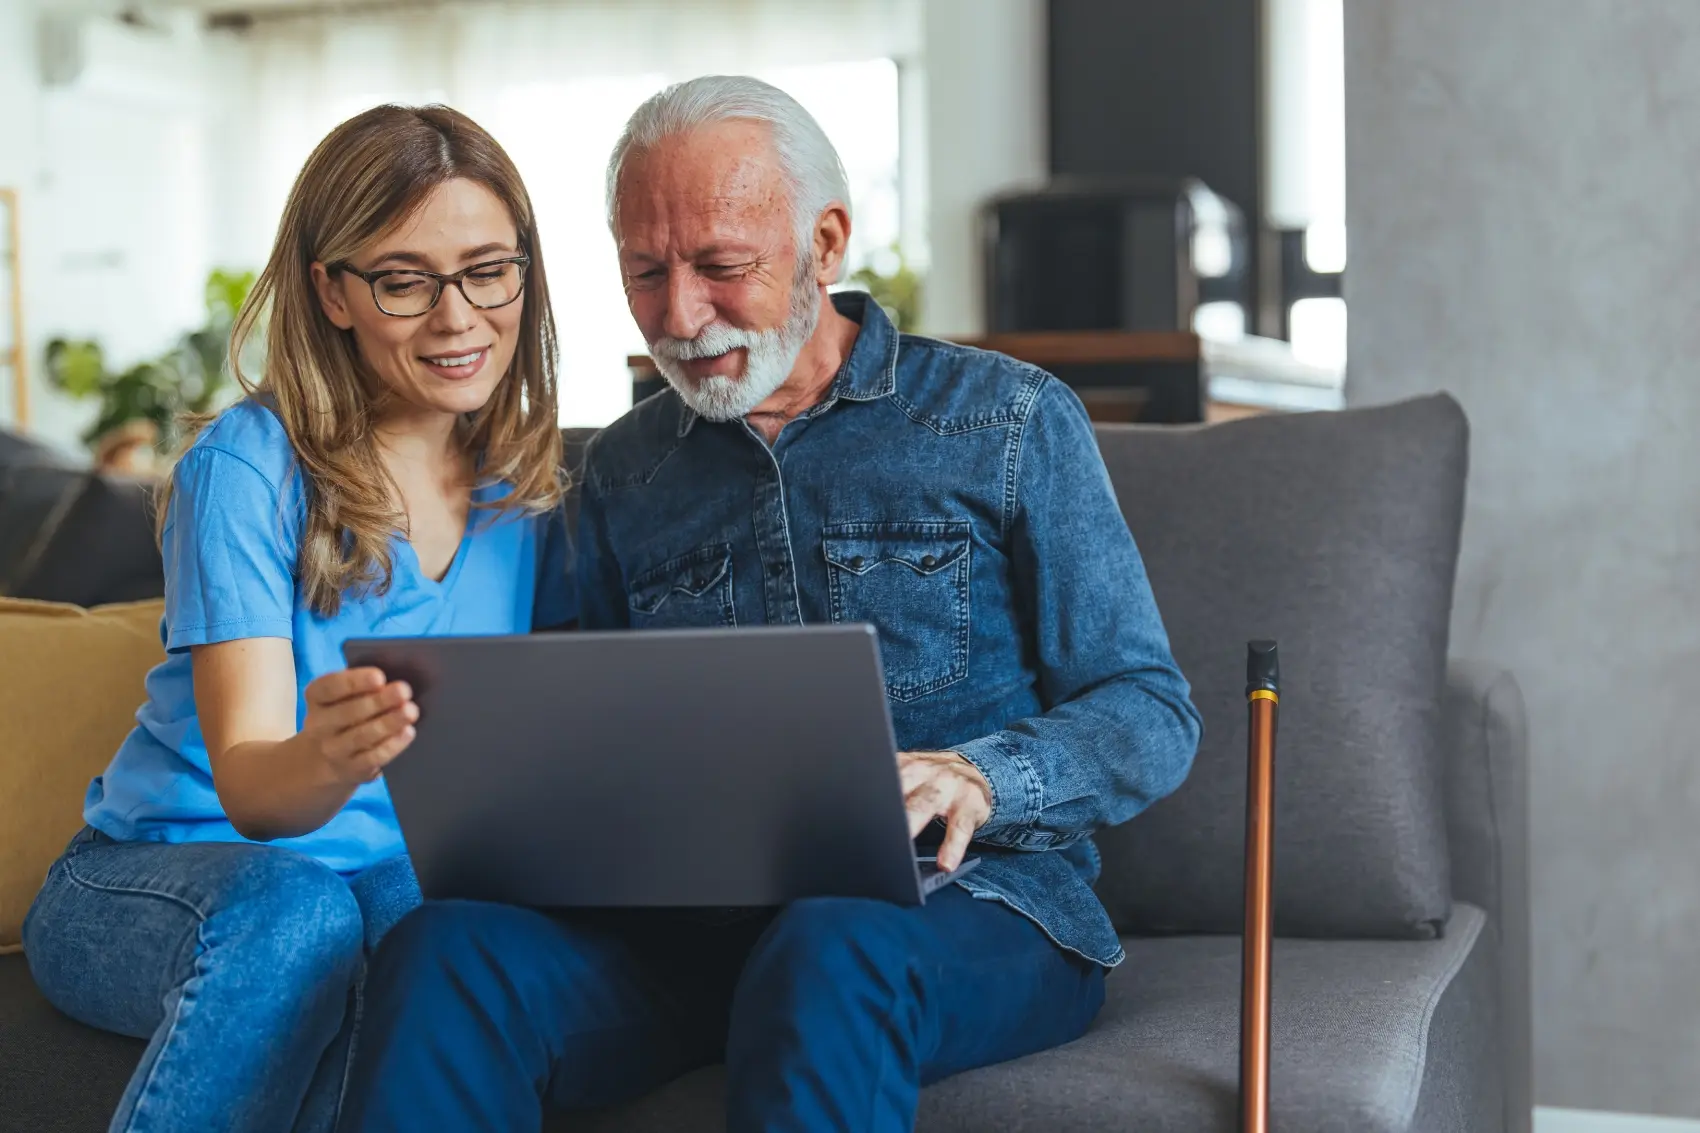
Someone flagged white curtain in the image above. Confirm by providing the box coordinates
[210,0,919,425]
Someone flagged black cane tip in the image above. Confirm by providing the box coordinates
[1246,640,1279,696]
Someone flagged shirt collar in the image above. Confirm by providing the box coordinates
[674,290,899,438]
[824,290,900,403]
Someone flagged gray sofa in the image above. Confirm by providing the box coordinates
[0,395,1529,1133]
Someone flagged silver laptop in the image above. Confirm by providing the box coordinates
[342,624,977,908]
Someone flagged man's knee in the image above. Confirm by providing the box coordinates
[369,900,505,984]
[744,897,918,992]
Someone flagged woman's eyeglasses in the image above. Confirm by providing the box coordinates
[335,256,531,318]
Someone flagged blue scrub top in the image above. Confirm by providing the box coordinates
[83,398,573,875]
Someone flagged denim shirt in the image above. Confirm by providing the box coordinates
[576,292,1202,966]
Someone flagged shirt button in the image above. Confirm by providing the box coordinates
[769,561,786,577]
[849,556,866,571]
[921,555,939,570]
[691,577,704,589]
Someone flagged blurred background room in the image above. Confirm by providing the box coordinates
[3,3,1698,1133]
[0,0,1349,457]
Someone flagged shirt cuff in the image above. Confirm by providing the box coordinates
[166,616,294,654]
[951,733,1043,835]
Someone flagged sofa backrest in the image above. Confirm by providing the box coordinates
[0,599,166,951]
[0,463,163,608]
[1090,395,1468,939]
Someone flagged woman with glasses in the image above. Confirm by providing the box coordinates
[22,104,570,1133]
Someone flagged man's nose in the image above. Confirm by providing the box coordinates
[661,270,713,341]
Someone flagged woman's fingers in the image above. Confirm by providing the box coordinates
[350,723,417,782]
[319,681,413,734]
[306,667,386,707]
[326,702,417,760]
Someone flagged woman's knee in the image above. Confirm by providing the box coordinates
[187,848,367,996]
[22,841,365,1035]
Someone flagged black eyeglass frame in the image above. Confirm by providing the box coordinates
[334,255,532,317]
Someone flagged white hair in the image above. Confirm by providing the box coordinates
[605,74,852,278]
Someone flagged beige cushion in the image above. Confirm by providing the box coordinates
[0,598,165,952]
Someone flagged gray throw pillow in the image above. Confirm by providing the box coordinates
[1092,394,1467,939]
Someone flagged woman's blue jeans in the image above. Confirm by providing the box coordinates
[22,827,420,1133]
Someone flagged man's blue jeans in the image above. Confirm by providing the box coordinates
[340,886,1106,1132]
[22,827,421,1133]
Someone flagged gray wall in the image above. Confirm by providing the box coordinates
[1344,1,1700,1118]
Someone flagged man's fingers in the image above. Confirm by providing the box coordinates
[936,801,976,873]
[905,780,945,839]
[307,667,386,707]
[899,759,939,794]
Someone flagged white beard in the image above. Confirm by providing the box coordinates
[648,269,823,422]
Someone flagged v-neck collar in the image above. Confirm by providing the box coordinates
[399,480,492,595]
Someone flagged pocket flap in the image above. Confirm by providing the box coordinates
[628,544,732,614]
[822,524,970,577]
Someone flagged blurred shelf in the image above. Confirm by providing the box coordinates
[626,328,1345,425]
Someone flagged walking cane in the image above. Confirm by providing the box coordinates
[1240,640,1279,1133]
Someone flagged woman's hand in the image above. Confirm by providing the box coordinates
[195,639,419,841]
[299,668,418,785]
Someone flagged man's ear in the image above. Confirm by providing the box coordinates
[311,262,357,330]
[812,202,852,285]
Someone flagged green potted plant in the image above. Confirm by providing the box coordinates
[45,267,257,459]
[848,243,923,333]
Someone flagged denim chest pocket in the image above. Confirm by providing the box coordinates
[628,544,736,629]
[822,522,971,702]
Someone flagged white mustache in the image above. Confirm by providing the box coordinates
[649,322,769,362]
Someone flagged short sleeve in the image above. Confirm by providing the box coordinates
[161,446,299,653]
[532,502,578,630]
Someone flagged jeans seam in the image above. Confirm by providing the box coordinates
[864,981,903,1133]
[121,918,211,1133]
[328,971,366,1129]
[62,852,215,923]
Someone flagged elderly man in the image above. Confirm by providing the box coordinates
[343,76,1201,1132]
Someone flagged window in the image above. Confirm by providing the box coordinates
[1266,0,1346,366]
[221,2,916,427]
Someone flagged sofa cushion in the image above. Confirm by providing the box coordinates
[0,599,165,951]
[551,905,1490,1133]
[0,954,143,1133]
[0,908,1494,1133]
[1090,395,1467,939]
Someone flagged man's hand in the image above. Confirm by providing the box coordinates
[898,751,993,873]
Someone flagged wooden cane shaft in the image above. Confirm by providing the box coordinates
[1240,694,1277,1133]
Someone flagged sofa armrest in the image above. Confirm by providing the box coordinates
[1441,660,1531,1133]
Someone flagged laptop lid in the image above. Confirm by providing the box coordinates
[343,624,931,908]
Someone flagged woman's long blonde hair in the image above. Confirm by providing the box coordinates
[164,104,563,616]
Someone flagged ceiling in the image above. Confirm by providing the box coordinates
[155,0,424,9]
[55,0,458,23]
